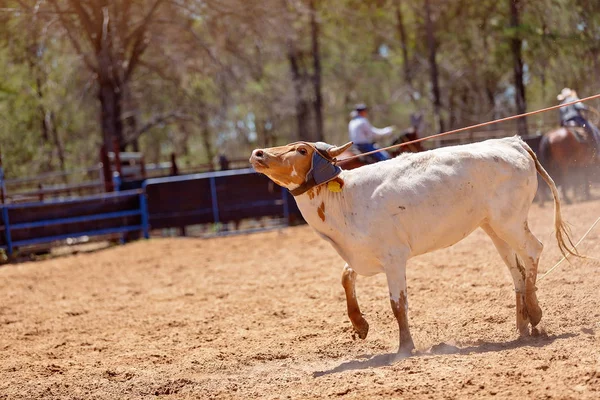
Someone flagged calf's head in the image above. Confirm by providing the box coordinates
[250,141,352,195]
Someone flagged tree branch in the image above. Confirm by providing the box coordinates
[67,0,98,49]
[123,111,192,145]
[124,0,165,81]
[48,0,97,73]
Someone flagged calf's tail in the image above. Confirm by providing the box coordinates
[522,143,579,258]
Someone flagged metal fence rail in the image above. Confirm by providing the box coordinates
[142,168,298,233]
[0,189,148,256]
[0,169,302,257]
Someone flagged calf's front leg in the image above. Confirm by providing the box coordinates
[384,254,415,355]
[341,264,369,339]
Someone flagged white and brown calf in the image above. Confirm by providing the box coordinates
[250,136,576,354]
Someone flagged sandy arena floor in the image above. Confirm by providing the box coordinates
[1,199,600,399]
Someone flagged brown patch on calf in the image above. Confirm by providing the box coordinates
[525,276,542,326]
[515,293,529,336]
[341,267,369,339]
[317,202,326,221]
[306,188,315,200]
[315,185,323,196]
[515,255,526,281]
[390,291,415,354]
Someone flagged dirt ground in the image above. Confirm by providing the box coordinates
[1,199,600,399]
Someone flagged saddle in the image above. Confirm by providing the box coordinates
[349,145,380,164]
[564,121,589,143]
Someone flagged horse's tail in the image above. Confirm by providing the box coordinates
[537,134,552,172]
[521,142,579,258]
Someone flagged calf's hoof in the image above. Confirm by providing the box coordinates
[517,324,530,337]
[398,342,415,357]
[527,305,542,327]
[525,294,542,327]
[352,318,369,340]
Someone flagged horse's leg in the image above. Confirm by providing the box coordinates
[561,168,572,204]
[583,165,591,201]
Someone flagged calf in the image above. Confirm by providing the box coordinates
[250,136,576,354]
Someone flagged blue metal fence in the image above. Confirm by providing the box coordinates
[0,190,147,256]
[142,168,296,232]
[0,169,300,257]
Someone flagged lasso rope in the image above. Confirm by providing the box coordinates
[336,92,600,164]
[538,217,600,281]
[338,93,600,279]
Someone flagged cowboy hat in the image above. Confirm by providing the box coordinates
[557,87,573,101]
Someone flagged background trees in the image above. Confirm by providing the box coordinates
[1,0,599,177]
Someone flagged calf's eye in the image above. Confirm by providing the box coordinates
[298,148,308,155]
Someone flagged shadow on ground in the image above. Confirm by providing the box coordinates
[313,332,577,377]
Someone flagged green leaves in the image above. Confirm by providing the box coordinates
[1,0,600,177]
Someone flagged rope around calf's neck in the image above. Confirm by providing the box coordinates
[336,93,600,281]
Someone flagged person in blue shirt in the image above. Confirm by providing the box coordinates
[557,88,600,156]
[348,104,395,162]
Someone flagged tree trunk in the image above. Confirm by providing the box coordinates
[395,0,411,85]
[509,0,528,136]
[98,81,124,151]
[425,0,444,134]
[48,112,66,175]
[34,76,50,143]
[288,49,311,141]
[309,0,324,142]
[198,109,214,167]
[485,86,496,119]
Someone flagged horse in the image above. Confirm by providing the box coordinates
[337,114,425,170]
[537,126,598,205]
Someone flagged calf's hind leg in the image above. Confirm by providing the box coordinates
[341,264,369,339]
[482,224,529,335]
[489,220,544,328]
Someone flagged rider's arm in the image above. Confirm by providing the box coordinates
[366,120,393,137]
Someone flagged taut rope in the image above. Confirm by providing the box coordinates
[337,94,600,279]
[336,93,600,164]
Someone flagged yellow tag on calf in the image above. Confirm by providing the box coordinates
[327,180,342,192]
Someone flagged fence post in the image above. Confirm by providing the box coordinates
[209,176,220,229]
[100,145,113,192]
[0,151,5,204]
[170,152,179,176]
[112,172,122,192]
[281,187,290,226]
[112,137,122,178]
[2,206,12,256]
[112,172,124,244]
[139,191,150,239]
[140,156,147,179]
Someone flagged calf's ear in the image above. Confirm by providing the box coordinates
[327,142,353,158]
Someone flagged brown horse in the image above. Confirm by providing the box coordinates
[537,126,597,204]
[336,130,424,170]
[337,114,425,170]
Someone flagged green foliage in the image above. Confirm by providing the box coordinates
[1,0,600,178]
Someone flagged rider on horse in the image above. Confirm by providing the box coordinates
[557,87,600,156]
[348,103,394,162]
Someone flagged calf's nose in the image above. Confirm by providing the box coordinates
[252,149,264,158]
